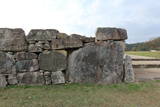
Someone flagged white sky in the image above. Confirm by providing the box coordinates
[0,0,160,43]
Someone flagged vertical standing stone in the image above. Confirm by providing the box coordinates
[0,75,7,88]
[68,41,124,84]
[124,55,135,83]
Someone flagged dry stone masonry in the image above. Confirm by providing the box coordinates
[0,27,134,87]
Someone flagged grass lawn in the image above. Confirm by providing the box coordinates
[0,81,160,107]
[126,51,160,58]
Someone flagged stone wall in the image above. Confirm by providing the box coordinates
[0,27,134,87]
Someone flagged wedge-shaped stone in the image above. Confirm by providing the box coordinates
[27,29,59,41]
[17,72,45,85]
[39,51,67,72]
[51,37,83,49]
[96,27,128,41]
[0,28,27,51]
[68,41,124,84]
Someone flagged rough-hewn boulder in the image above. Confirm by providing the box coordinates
[0,28,27,51]
[0,75,7,87]
[15,52,37,61]
[27,29,59,41]
[51,37,83,49]
[68,41,124,84]
[0,52,16,74]
[16,59,39,72]
[124,55,135,83]
[96,27,127,41]
[17,72,45,85]
[51,71,65,84]
[39,51,67,72]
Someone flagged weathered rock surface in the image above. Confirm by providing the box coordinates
[0,75,7,87]
[51,71,65,84]
[28,44,43,52]
[71,34,95,43]
[0,52,16,74]
[44,71,51,85]
[15,52,37,61]
[68,41,124,84]
[51,37,83,49]
[16,59,39,72]
[96,27,128,41]
[0,28,27,51]
[124,55,135,83]
[27,29,59,41]
[8,74,18,85]
[39,51,67,72]
[17,72,45,85]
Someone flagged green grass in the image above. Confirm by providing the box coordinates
[1,81,160,107]
[126,51,160,58]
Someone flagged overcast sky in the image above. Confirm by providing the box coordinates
[0,0,159,43]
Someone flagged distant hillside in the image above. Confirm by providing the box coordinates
[126,37,160,51]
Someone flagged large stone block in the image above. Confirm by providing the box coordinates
[51,71,65,84]
[17,72,45,85]
[96,27,128,41]
[0,52,16,74]
[51,37,83,49]
[27,29,59,41]
[0,75,7,88]
[68,41,124,84]
[0,28,27,51]
[16,59,39,72]
[39,51,67,72]
[15,52,37,61]
[124,55,135,83]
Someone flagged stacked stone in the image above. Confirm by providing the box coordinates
[68,27,129,84]
[0,27,134,88]
[0,28,27,87]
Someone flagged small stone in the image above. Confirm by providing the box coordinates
[51,71,65,84]
[44,72,51,85]
[17,72,45,85]
[96,27,128,41]
[56,33,69,39]
[124,55,135,83]
[28,44,42,52]
[8,74,18,85]
[0,75,7,88]
[15,52,37,61]
[43,43,50,50]
[28,41,36,44]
